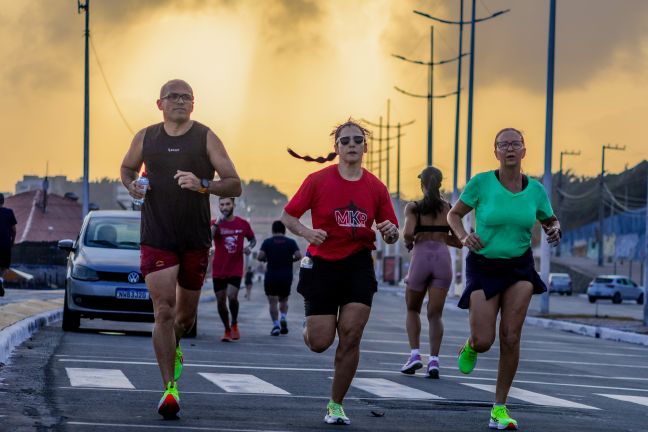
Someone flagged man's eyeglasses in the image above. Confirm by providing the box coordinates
[162,93,194,103]
[337,136,365,146]
[496,140,524,150]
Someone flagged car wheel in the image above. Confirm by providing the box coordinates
[567,291,572,296]
[588,296,596,303]
[612,292,622,304]
[638,293,644,305]
[185,317,197,339]
[62,292,80,332]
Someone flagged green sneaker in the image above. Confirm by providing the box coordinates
[489,405,518,430]
[157,381,180,420]
[324,400,350,425]
[174,345,184,381]
[458,340,478,374]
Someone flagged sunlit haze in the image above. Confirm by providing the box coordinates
[2,0,647,198]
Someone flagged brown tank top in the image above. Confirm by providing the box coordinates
[140,121,215,251]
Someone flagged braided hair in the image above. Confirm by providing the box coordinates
[287,118,370,163]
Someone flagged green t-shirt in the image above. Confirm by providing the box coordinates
[460,171,554,259]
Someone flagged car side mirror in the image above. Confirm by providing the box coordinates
[58,239,75,252]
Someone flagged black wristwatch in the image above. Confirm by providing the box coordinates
[199,179,210,194]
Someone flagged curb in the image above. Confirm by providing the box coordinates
[0,307,63,365]
[525,316,648,347]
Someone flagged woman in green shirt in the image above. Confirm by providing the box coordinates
[447,127,561,431]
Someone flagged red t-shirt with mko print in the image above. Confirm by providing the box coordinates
[284,165,398,260]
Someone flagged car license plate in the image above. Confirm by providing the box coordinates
[115,288,149,300]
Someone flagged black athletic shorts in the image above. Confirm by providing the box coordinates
[297,249,377,316]
[213,276,242,293]
[264,280,292,298]
[0,248,11,269]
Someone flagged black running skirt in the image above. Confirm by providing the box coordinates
[458,248,546,309]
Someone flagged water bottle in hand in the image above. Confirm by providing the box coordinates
[133,173,149,207]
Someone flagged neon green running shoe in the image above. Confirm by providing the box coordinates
[174,345,184,381]
[458,340,478,374]
[324,400,350,425]
[489,405,518,430]
[157,381,180,420]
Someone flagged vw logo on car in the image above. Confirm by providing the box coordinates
[128,272,140,284]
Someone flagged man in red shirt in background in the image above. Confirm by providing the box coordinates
[211,197,256,342]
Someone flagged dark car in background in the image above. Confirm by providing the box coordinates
[58,210,196,336]
[548,273,572,295]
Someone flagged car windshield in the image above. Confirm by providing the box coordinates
[553,275,569,281]
[84,217,140,250]
[594,277,615,284]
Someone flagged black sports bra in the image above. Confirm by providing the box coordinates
[413,202,451,235]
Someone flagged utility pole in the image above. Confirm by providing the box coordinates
[540,0,557,315]
[556,150,580,257]
[363,115,415,284]
[378,116,383,181]
[78,0,90,217]
[452,0,465,206]
[386,99,391,190]
[393,27,462,167]
[643,170,648,326]
[598,144,626,267]
[414,2,509,181]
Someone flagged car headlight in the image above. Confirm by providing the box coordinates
[72,264,99,281]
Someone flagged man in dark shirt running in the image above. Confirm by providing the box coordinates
[258,220,301,336]
[0,194,17,297]
[120,79,241,419]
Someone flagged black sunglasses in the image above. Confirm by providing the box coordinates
[337,136,365,145]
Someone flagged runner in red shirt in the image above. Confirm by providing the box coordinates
[211,197,256,342]
[282,119,399,426]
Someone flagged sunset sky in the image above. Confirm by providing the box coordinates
[1,0,647,199]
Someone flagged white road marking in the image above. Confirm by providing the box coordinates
[65,368,134,389]
[57,359,648,392]
[67,421,291,431]
[199,373,290,395]
[462,383,598,409]
[597,394,648,407]
[350,377,442,399]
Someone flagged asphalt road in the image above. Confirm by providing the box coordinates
[2,285,648,432]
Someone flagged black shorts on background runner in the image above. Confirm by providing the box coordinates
[213,277,242,293]
[297,249,377,316]
[264,281,292,298]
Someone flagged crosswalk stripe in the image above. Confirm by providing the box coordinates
[350,378,442,399]
[65,368,135,389]
[462,383,598,410]
[199,373,290,395]
[597,394,648,407]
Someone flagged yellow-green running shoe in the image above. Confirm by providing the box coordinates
[458,340,478,374]
[324,400,350,425]
[489,405,518,430]
[157,381,180,420]
[174,345,183,381]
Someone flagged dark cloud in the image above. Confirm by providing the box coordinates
[384,0,648,93]
[259,0,326,54]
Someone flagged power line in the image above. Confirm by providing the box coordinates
[89,36,135,135]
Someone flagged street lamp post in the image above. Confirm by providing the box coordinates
[598,144,626,267]
[78,0,90,217]
[556,150,580,257]
[414,3,509,182]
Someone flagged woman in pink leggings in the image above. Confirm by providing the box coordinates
[401,167,462,378]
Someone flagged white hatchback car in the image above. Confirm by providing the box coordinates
[586,275,644,305]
